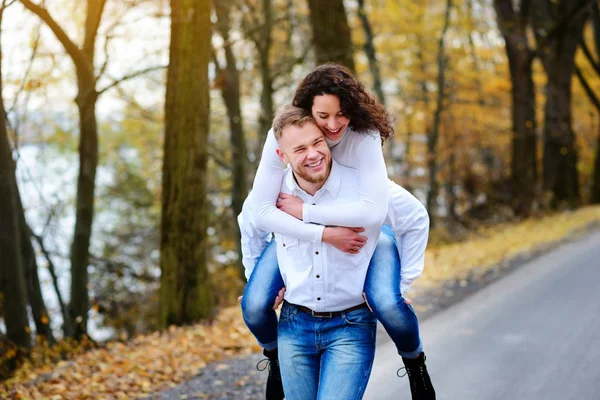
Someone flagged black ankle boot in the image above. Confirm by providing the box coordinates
[399,352,436,400]
[257,348,284,400]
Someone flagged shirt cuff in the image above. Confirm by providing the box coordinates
[303,203,312,224]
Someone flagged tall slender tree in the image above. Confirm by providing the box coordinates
[590,2,600,203]
[0,0,31,354]
[307,0,355,71]
[532,0,591,208]
[159,0,215,327]
[426,0,453,226]
[19,0,106,338]
[20,0,163,338]
[214,0,249,279]
[493,0,538,216]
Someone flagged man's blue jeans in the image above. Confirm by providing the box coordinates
[241,225,423,357]
[277,301,376,400]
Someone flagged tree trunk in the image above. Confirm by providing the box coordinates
[0,1,31,350]
[20,0,106,339]
[493,0,538,216]
[18,195,54,344]
[257,0,274,141]
[533,0,589,208]
[356,0,385,106]
[214,0,249,279]
[590,3,600,203]
[426,0,452,227]
[307,0,355,71]
[160,0,215,327]
[68,94,98,338]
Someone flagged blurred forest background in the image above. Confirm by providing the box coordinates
[2,0,600,379]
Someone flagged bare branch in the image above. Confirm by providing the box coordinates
[32,233,70,329]
[574,63,600,110]
[0,0,17,12]
[19,0,94,80]
[97,65,167,95]
[580,37,600,76]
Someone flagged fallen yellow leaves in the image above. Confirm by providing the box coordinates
[2,307,261,399]
[3,206,600,399]
[420,206,600,288]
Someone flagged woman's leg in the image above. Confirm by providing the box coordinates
[365,226,435,399]
[364,225,422,357]
[241,239,284,351]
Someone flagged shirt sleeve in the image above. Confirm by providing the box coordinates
[251,129,325,242]
[238,194,272,281]
[302,133,389,229]
[386,181,430,295]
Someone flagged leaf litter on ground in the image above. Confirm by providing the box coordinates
[3,206,600,399]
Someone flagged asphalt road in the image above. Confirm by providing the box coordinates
[364,230,600,400]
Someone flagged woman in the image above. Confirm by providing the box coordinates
[241,64,435,400]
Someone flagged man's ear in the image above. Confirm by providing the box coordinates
[276,149,288,164]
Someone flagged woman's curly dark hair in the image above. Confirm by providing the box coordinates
[292,63,393,141]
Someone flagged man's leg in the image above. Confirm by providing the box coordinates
[318,307,377,400]
[278,303,320,400]
[240,240,285,399]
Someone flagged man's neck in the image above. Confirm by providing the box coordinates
[293,173,325,196]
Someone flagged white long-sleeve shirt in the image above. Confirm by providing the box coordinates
[242,127,429,294]
[239,178,430,295]
[248,160,381,311]
[250,128,389,242]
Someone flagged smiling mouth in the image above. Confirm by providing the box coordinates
[306,158,323,168]
[326,127,342,134]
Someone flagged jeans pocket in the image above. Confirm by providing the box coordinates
[343,307,377,326]
[278,303,298,323]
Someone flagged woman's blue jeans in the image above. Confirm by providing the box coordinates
[241,225,423,357]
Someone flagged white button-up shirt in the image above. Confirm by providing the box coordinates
[238,178,429,297]
[241,160,381,312]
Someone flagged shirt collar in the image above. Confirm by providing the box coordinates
[284,159,342,199]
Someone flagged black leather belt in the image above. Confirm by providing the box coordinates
[285,301,369,318]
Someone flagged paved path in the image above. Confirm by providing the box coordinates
[365,230,600,399]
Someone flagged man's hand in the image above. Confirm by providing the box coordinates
[238,287,286,310]
[323,226,367,254]
[276,193,303,220]
[273,287,286,310]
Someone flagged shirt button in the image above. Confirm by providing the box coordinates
[312,203,316,205]
[317,297,321,301]
[282,243,286,247]
[316,275,320,278]
[315,251,319,255]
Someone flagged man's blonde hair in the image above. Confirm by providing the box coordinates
[272,104,315,140]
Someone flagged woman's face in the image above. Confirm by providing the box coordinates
[311,94,350,141]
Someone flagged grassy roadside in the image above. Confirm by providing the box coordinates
[4,206,600,399]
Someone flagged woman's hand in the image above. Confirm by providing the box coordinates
[276,193,304,220]
[323,226,367,254]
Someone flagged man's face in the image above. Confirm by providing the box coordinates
[276,121,332,185]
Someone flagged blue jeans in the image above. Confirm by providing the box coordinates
[278,302,376,400]
[241,226,422,357]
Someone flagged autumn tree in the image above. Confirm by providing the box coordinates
[19,0,164,338]
[493,0,538,216]
[426,0,453,226]
[159,0,215,327]
[532,0,591,207]
[214,0,249,279]
[307,0,355,71]
[0,0,31,355]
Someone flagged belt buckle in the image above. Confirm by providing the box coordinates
[312,310,333,318]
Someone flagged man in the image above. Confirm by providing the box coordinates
[240,105,382,399]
